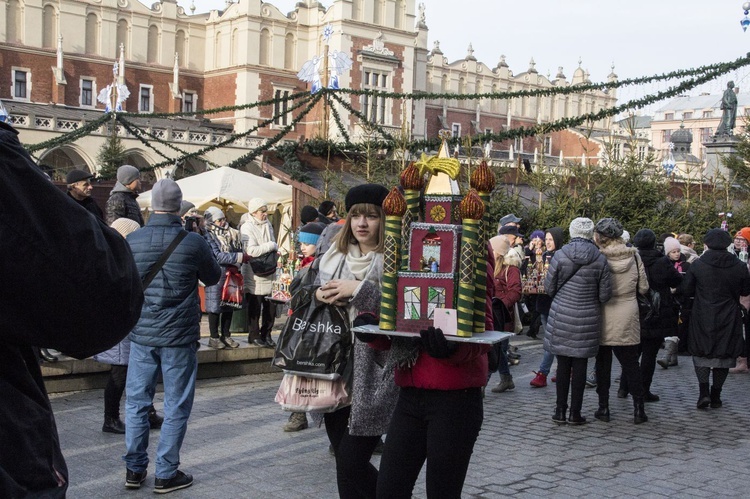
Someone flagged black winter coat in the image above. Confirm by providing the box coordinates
[0,121,143,498]
[105,183,144,226]
[67,191,104,221]
[681,250,750,359]
[637,248,682,339]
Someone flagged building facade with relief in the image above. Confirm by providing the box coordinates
[0,0,617,181]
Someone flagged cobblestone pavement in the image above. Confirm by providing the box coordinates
[50,336,750,498]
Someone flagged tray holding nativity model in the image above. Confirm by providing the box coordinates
[351,324,513,345]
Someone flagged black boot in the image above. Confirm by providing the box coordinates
[148,406,164,429]
[644,391,660,402]
[102,416,126,434]
[697,382,711,409]
[710,386,722,408]
[634,398,648,424]
[552,405,567,425]
[594,405,611,422]
[568,410,587,425]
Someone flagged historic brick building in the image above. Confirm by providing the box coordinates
[0,0,618,180]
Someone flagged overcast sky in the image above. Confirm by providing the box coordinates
[178,0,750,101]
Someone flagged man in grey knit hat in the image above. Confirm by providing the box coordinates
[106,165,144,226]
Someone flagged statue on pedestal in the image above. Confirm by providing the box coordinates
[715,81,738,137]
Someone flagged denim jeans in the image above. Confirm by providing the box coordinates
[123,341,198,479]
[537,314,555,375]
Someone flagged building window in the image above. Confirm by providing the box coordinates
[80,78,95,107]
[139,85,153,113]
[183,91,196,113]
[664,112,674,121]
[13,70,28,100]
[451,123,461,137]
[702,110,712,118]
[683,111,693,120]
[514,137,523,153]
[543,136,552,155]
[638,145,646,161]
[662,130,672,143]
[273,89,290,126]
[362,70,389,124]
[701,128,712,143]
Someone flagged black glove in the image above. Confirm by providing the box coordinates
[419,327,458,359]
[353,313,379,343]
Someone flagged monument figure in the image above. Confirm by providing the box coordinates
[715,81,738,137]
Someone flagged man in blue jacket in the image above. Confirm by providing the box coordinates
[123,179,221,494]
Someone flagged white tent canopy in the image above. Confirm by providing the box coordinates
[137,166,293,213]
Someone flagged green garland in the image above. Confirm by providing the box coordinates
[118,90,311,120]
[147,93,318,171]
[226,93,323,169]
[329,98,351,144]
[331,53,750,102]
[25,114,111,153]
[117,115,222,169]
[409,64,741,151]
[19,53,750,162]
[116,118,176,163]
[330,92,397,143]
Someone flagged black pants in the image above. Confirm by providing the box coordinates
[376,387,483,499]
[620,337,661,395]
[104,364,128,419]
[246,293,276,340]
[324,406,381,499]
[596,345,644,405]
[208,311,233,339]
[555,356,588,412]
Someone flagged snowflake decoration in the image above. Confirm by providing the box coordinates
[323,24,334,43]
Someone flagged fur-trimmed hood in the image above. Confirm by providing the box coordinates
[599,243,638,275]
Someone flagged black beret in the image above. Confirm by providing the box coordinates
[632,229,656,249]
[595,217,624,239]
[66,169,94,184]
[300,205,319,224]
[704,228,732,250]
[345,184,389,211]
[318,201,336,216]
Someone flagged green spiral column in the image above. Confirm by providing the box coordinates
[380,215,403,331]
[457,218,480,337]
[472,191,491,332]
[379,188,407,331]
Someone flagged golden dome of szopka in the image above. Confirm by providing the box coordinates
[399,162,425,191]
[459,189,485,220]
[383,187,408,217]
[470,160,496,193]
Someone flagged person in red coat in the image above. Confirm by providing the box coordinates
[361,248,494,499]
[488,235,522,393]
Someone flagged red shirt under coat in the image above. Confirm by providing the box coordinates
[368,246,494,390]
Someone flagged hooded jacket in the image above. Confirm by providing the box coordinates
[543,238,612,358]
[599,243,649,346]
[105,182,144,226]
[682,250,750,358]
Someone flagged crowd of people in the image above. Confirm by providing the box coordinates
[488,213,750,428]
[4,122,750,497]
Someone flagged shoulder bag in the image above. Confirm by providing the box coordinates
[142,231,187,291]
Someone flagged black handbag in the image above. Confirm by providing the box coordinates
[635,255,661,323]
[249,251,279,277]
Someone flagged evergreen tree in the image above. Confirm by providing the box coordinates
[96,131,127,180]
